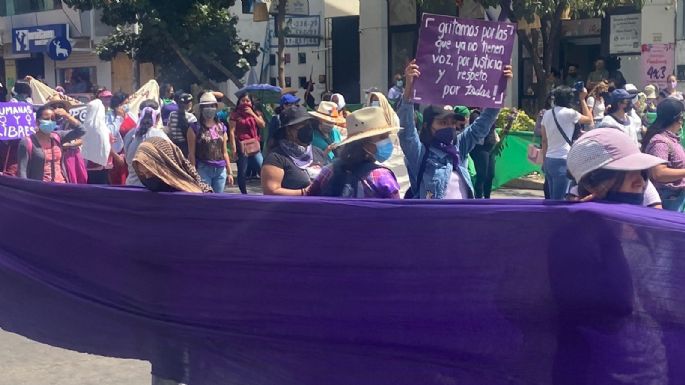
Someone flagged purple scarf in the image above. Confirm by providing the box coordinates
[430,140,461,169]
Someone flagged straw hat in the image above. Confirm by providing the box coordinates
[198,92,218,105]
[335,107,400,147]
[308,101,346,125]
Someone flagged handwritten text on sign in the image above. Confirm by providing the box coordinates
[0,103,35,141]
[641,43,675,90]
[413,14,515,108]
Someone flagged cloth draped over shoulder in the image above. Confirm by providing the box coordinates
[0,178,684,385]
[132,137,212,193]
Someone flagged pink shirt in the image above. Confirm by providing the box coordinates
[645,131,685,190]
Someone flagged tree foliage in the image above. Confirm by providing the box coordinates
[63,0,260,90]
[475,0,641,109]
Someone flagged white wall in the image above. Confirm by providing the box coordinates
[359,0,388,102]
[226,0,329,104]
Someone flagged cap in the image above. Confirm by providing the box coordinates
[653,97,685,127]
[280,105,314,128]
[98,90,113,98]
[624,84,638,95]
[609,89,634,105]
[178,93,193,104]
[199,92,218,105]
[423,105,460,127]
[644,84,657,99]
[280,94,300,106]
[452,105,471,119]
[567,128,666,182]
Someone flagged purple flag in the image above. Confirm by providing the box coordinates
[413,13,516,108]
[1,175,685,384]
[0,102,35,141]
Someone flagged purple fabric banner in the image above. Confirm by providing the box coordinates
[1,175,685,384]
[0,103,35,141]
[413,14,515,108]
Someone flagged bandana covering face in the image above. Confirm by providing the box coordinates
[279,140,313,169]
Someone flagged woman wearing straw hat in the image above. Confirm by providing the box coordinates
[309,101,346,160]
[308,107,400,198]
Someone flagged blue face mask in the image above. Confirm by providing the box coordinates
[374,138,394,163]
[433,127,456,145]
[605,191,644,206]
[396,80,404,88]
[39,120,57,134]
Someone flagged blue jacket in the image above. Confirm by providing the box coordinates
[397,99,499,199]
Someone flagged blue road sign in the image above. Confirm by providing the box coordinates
[47,37,72,61]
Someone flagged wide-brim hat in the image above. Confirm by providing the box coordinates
[280,105,315,128]
[567,128,666,182]
[199,92,218,105]
[335,107,400,147]
[44,96,76,110]
[308,101,346,125]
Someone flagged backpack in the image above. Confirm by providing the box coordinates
[338,162,388,198]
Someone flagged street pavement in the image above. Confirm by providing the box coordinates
[0,186,543,385]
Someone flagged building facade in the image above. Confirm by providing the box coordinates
[0,0,153,97]
[228,0,360,104]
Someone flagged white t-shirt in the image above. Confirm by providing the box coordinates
[568,180,661,207]
[598,114,639,144]
[586,96,605,121]
[444,171,469,199]
[542,107,581,159]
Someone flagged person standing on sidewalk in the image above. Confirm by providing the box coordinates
[229,93,264,194]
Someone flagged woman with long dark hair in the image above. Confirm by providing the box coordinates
[229,93,264,194]
[188,92,234,193]
[123,99,169,187]
[308,107,400,198]
[642,98,685,211]
[262,106,329,196]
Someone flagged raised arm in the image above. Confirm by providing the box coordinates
[397,59,424,186]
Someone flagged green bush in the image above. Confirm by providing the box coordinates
[495,108,536,132]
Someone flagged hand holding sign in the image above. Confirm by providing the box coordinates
[404,59,513,104]
[412,14,516,108]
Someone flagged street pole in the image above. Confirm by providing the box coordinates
[132,17,140,92]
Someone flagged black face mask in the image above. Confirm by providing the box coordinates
[297,123,315,145]
[142,177,175,192]
[605,191,644,206]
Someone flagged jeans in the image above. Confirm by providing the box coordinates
[237,151,264,194]
[197,162,227,193]
[657,187,685,212]
[543,157,571,200]
[470,147,496,199]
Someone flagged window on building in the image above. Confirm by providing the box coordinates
[299,77,308,88]
[298,53,306,64]
[12,0,62,15]
[58,67,97,94]
[270,77,277,86]
[269,54,276,66]
[285,77,292,87]
[241,0,253,14]
[284,53,291,64]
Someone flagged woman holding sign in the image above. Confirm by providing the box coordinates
[398,59,512,199]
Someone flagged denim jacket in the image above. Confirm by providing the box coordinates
[397,98,499,199]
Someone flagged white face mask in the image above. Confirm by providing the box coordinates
[371,101,381,107]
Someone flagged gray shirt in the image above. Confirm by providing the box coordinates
[17,126,85,181]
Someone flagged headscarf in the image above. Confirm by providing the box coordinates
[331,93,346,110]
[133,137,212,193]
[366,92,400,128]
[81,99,112,167]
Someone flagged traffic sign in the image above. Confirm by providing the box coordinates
[47,37,72,61]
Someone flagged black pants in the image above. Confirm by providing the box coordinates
[87,169,109,185]
[470,146,496,199]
